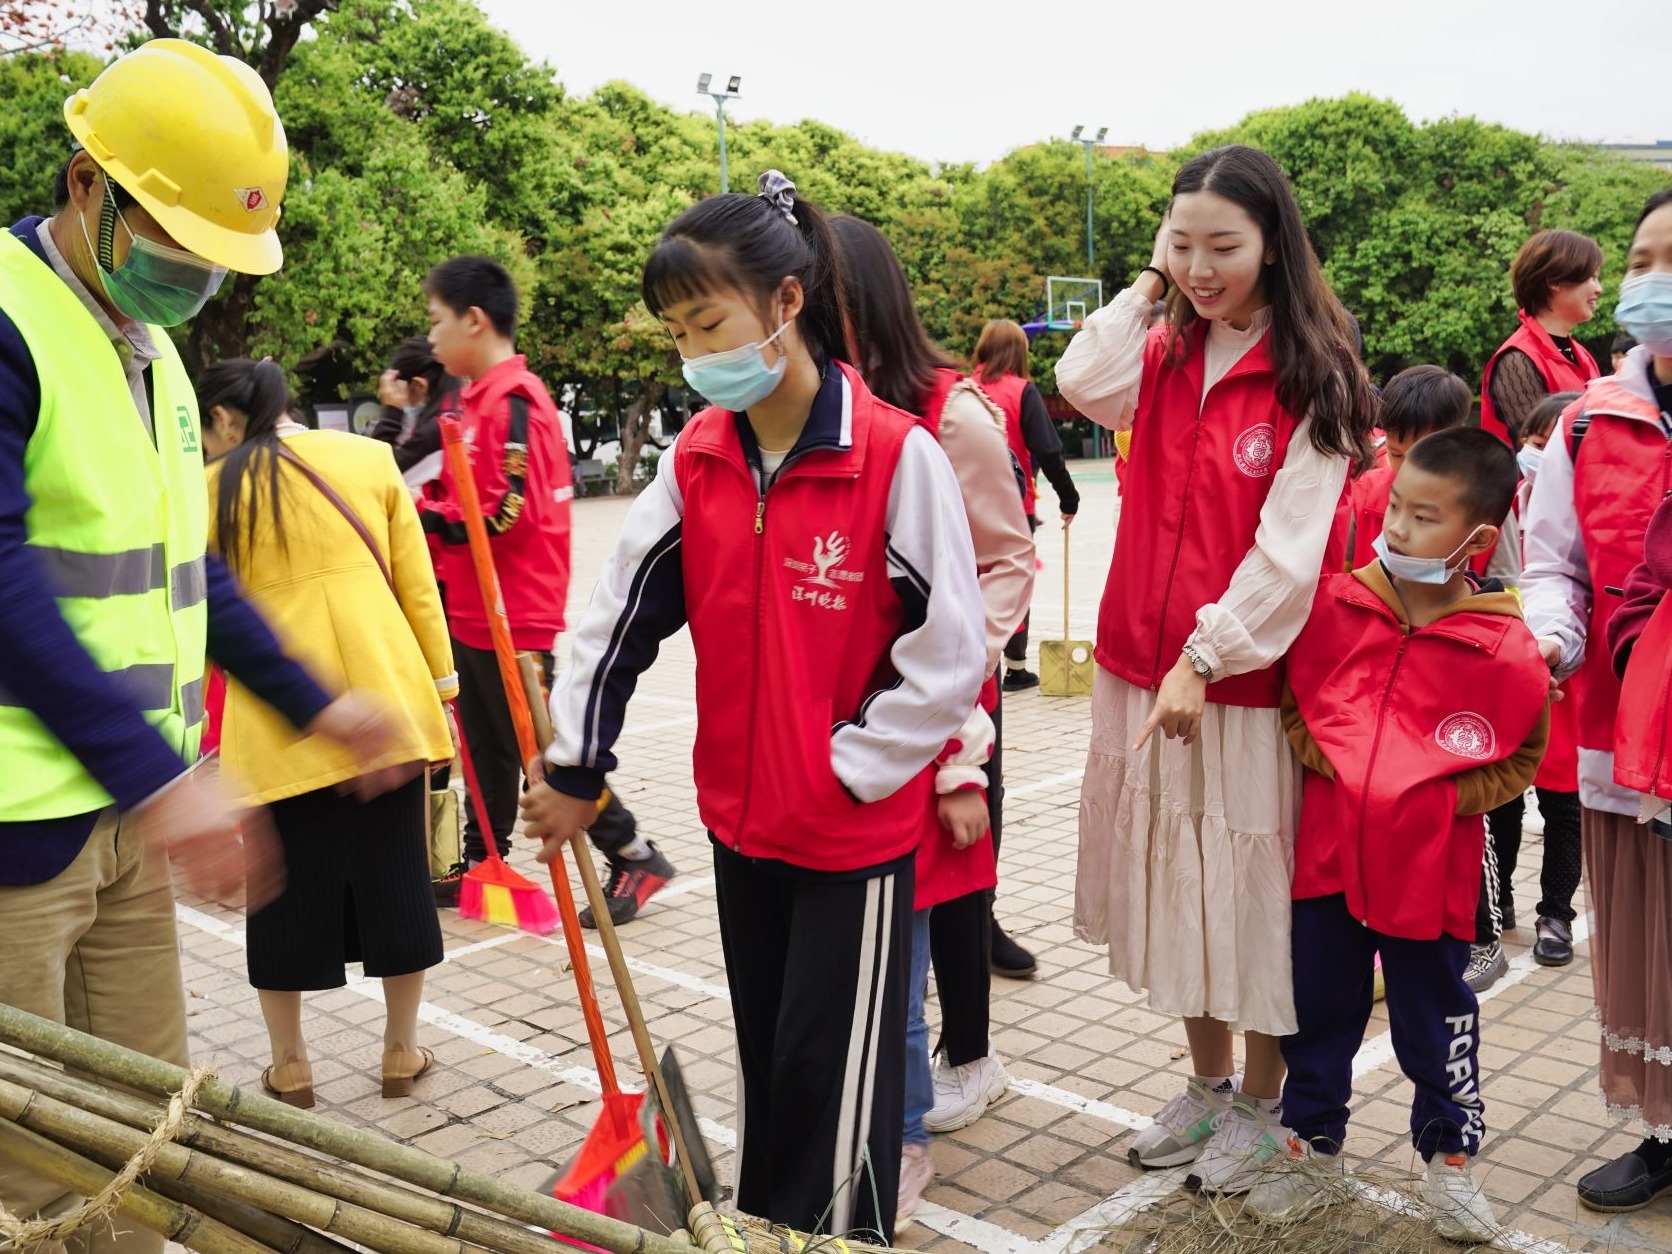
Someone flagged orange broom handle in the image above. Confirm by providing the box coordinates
[438,415,620,1098]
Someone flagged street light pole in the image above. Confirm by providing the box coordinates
[1071,125,1108,271]
[697,74,742,194]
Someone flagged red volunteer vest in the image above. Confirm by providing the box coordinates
[978,373,1034,515]
[1098,324,1345,708]
[675,364,930,872]
[1349,465,1394,569]
[1616,595,1672,800]
[1479,312,1601,445]
[433,358,571,651]
[1570,385,1672,750]
[1288,573,1550,941]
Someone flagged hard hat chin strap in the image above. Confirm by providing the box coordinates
[94,178,119,274]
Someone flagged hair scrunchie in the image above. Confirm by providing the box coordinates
[757,169,798,225]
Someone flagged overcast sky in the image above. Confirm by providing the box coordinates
[480,0,1666,167]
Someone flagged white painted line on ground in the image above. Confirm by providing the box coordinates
[177,904,1580,1254]
[174,904,739,1150]
[913,1202,1037,1254]
[654,874,715,901]
[445,932,524,961]
[1352,913,1593,1079]
[1007,769,1085,800]
[1004,1076,1150,1132]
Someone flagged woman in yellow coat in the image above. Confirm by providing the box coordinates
[201,359,457,1109]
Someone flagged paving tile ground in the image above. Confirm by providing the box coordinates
[168,469,1672,1253]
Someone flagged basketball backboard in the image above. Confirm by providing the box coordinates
[1045,276,1103,332]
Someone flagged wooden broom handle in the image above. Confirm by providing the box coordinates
[519,658,705,1212]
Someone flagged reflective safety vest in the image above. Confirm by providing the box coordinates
[0,229,208,819]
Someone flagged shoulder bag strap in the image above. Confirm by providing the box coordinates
[274,442,395,592]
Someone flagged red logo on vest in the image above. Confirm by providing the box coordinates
[1435,713,1495,761]
[1232,424,1277,478]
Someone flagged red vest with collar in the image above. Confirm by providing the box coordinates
[1479,312,1600,445]
[1570,382,1672,749]
[1288,573,1550,940]
[977,372,1034,515]
[1098,323,1344,708]
[1616,595,1672,801]
[674,363,929,872]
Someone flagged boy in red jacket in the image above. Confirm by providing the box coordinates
[1249,429,1549,1242]
[419,257,673,922]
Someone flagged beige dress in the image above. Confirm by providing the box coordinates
[1055,289,1349,1036]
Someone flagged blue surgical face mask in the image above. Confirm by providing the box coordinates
[680,320,789,412]
[1516,444,1543,479]
[1372,526,1484,585]
[80,183,226,327]
[1615,272,1672,356]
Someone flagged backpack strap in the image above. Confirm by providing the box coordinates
[1567,411,1591,465]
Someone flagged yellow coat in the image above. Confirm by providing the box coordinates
[207,429,457,805]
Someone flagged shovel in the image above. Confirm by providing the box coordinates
[1039,519,1094,697]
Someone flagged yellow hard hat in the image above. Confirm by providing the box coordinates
[64,39,288,276]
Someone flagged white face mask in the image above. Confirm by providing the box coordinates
[1372,525,1484,585]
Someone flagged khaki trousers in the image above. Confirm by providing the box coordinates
[0,810,187,1254]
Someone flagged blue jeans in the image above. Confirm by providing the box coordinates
[904,909,932,1146]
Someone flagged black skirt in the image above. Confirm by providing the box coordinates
[246,775,443,991]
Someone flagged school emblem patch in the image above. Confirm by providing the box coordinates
[1232,424,1276,478]
[1434,713,1495,761]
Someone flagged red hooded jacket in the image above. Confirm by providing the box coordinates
[1287,567,1550,941]
[1480,311,1600,446]
[421,356,572,652]
[1098,322,1347,709]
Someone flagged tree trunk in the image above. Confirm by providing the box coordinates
[614,381,665,494]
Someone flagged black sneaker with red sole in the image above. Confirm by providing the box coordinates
[431,861,467,908]
[580,843,676,928]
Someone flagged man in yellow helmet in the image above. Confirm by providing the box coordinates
[0,41,395,1251]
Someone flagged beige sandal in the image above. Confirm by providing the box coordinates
[380,1045,435,1098]
[261,1064,315,1110]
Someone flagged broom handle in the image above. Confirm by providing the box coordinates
[447,703,506,870]
[1062,518,1071,644]
[520,658,706,1212]
[438,416,620,1099]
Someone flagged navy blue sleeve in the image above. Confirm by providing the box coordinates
[0,312,191,810]
[203,556,334,731]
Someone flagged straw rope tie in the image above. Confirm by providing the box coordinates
[0,1065,215,1249]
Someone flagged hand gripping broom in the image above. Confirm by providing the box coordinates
[437,416,711,1225]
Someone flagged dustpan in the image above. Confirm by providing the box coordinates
[1039,520,1093,697]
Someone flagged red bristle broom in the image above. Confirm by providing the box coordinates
[450,700,559,934]
[437,415,708,1229]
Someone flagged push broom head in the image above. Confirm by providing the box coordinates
[458,857,561,935]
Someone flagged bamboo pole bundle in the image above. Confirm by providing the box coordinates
[0,1004,899,1254]
[0,1116,268,1254]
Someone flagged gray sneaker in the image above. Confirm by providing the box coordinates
[1126,1076,1235,1169]
[1422,1153,1498,1243]
[1464,942,1508,993]
[1246,1136,1349,1225]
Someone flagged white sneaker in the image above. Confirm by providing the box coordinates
[1184,1096,1285,1195]
[896,1142,933,1226]
[1246,1136,1349,1225]
[1422,1153,1498,1243]
[924,1045,1008,1133]
[1126,1075,1236,1169]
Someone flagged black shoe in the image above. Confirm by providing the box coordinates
[1499,889,1517,933]
[1578,1150,1672,1212]
[431,861,467,908]
[1002,668,1040,692]
[990,920,1038,978]
[579,844,676,929]
[1533,915,1574,966]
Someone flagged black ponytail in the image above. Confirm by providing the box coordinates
[201,358,292,574]
[641,172,854,367]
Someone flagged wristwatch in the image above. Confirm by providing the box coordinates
[1181,645,1213,678]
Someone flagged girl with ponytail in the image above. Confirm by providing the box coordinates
[520,172,989,1242]
[198,358,458,1112]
